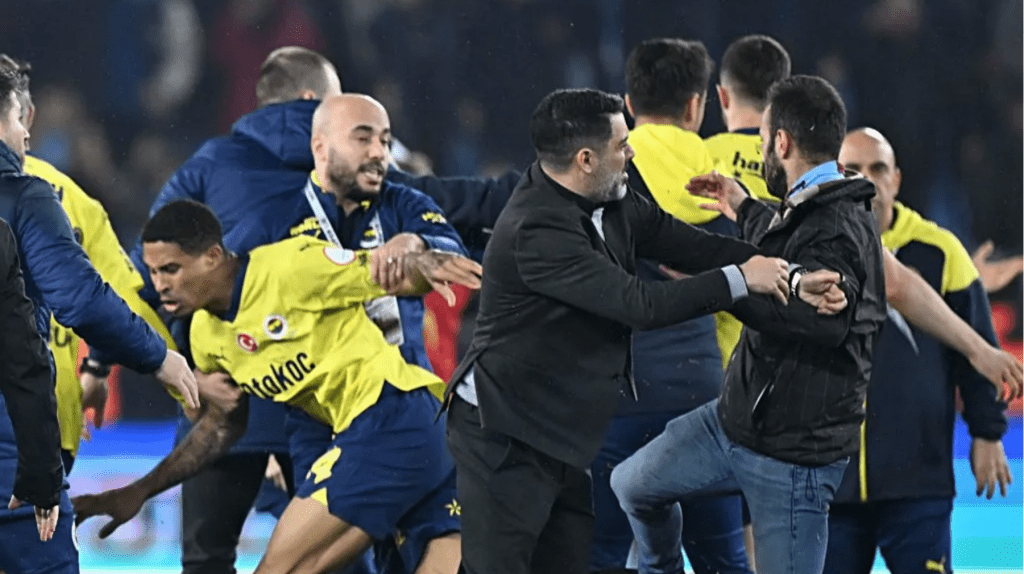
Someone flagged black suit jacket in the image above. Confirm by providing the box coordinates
[447,163,761,467]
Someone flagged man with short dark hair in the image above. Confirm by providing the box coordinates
[589,38,752,574]
[613,76,887,574]
[444,87,844,574]
[706,34,790,205]
[823,127,1012,574]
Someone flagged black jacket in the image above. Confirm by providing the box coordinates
[719,176,887,466]
[448,163,760,467]
[0,218,62,508]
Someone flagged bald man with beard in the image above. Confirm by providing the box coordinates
[823,127,1012,574]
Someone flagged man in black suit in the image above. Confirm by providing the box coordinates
[443,88,845,574]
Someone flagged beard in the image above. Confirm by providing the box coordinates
[326,153,385,203]
[593,170,629,203]
[764,146,789,199]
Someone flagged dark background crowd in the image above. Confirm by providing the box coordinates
[0,0,1020,417]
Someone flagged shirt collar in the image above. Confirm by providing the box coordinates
[537,162,603,213]
[732,127,760,136]
[786,160,844,205]
[216,254,250,322]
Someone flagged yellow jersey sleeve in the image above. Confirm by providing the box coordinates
[284,237,388,310]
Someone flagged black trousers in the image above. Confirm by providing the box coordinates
[180,451,292,574]
[446,397,595,574]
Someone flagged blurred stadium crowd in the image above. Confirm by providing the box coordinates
[0,0,1020,419]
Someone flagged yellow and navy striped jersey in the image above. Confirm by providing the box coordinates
[24,155,176,455]
[190,236,441,433]
[704,129,777,202]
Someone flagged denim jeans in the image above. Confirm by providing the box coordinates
[611,400,848,574]
[592,410,751,574]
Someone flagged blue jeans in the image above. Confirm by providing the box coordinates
[824,498,953,574]
[611,400,848,574]
[591,410,751,574]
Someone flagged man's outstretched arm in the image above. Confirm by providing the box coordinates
[72,372,248,538]
[885,251,1023,401]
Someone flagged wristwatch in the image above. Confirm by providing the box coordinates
[80,357,112,378]
[789,266,807,299]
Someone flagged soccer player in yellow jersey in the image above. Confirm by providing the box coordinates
[74,198,481,574]
[0,54,178,474]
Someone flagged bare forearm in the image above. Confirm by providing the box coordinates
[135,405,245,498]
[886,255,986,359]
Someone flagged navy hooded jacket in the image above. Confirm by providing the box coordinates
[0,139,166,515]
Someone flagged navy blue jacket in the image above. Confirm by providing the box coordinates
[0,140,166,514]
[834,203,1006,503]
[274,176,467,371]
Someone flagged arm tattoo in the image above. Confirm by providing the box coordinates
[135,395,249,498]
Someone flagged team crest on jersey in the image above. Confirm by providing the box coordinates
[237,333,258,353]
[263,314,288,339]
[324,246,355,265]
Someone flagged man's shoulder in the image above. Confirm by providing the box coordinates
[884,203,976,293]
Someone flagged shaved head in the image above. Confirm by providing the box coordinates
[311,94,392,206]
[841,127,902,232]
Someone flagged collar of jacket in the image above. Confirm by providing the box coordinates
[533,161,606,214]
[768,176,875,233]
[0,139,22,175]
[232,99,319,170]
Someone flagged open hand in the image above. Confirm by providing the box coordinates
[972,240,1023,293]
[72,485,147,539]
[404,251,483,306]
[970,438,1012,499]
[9,496,58,542]
[686,171,747,221]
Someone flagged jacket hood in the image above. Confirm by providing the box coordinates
[628,123,720,225]
[231,99,318,170]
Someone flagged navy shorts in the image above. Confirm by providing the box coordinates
[0,489,79,574]
[295,384,459,569]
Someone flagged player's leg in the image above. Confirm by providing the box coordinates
[181,452,269,574]
[255,495,374,574]
[875,498,953,574]
[0,490,79,574]
[282,385,455,574]
[822,503,879,574]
